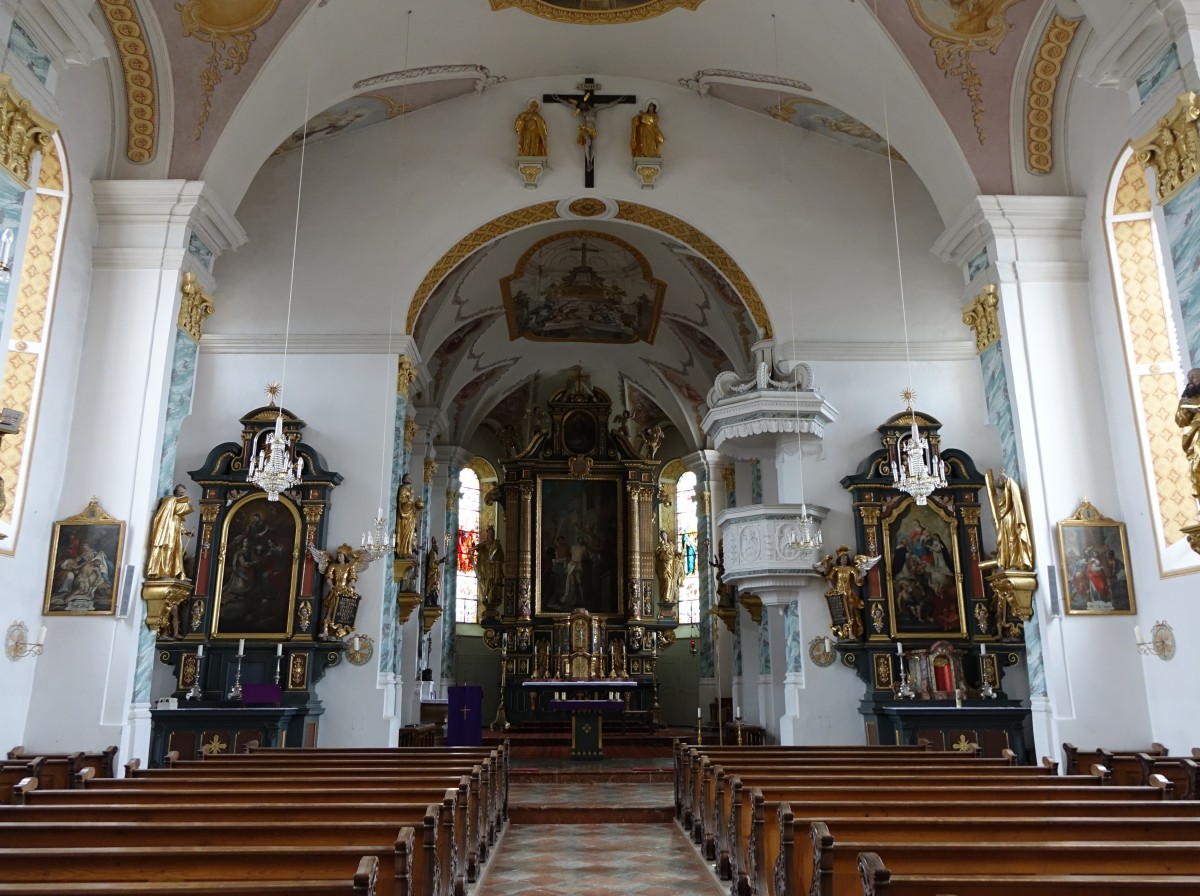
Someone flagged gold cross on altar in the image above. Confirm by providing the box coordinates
[460,705,471,720]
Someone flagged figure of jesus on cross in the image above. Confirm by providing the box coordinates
[545,78,635,188]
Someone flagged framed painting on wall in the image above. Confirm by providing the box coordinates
[535,474,623,615]
[42,498,125,615]
[212,493,301,638]
[883,497,967,638]
[1057,499,1135,615]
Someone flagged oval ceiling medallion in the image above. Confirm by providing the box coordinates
[488,0,703,26]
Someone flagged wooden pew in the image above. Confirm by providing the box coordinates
[0,840,417,896]
[856,851,1200,896]
[13,781,451,896]
[81,771,483,881]
[0,855,380,896]
[808,815,1200,896]
[9,745,118,781]
[1062,740,1166,779]
[0,757,43,804]
[1137,751,1199,798]
[818,841,1200,896]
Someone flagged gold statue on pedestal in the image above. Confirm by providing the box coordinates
[981,468,1038,630]
[816,545,879,640]
[142,484,196,640]
[654,529,683,613]
[395,472,425,558]
[308,543,372,640]
[473,524,505,609]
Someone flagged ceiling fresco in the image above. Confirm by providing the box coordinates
[668,318,733,376]
[704,83,904,162]
[501,231,666,345]
[273,79,482,155]
[621,376,670,433]
[488,0,704,25]
[452,359,519,439]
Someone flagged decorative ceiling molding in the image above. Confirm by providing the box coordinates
[97,0,157,163]
[1025,14,1080,176]
[678,69,812,95]
[407,199,770,340]
[489,0,703,26]
[353,64,505,92]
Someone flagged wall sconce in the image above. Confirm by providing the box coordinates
[345,633,373,666]
[5,621,46,661]
[689,638,697,656]
[1135,621,1175,660]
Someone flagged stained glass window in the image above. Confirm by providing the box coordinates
[456,466,481,623]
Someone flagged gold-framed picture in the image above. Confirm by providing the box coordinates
[882,496,967,638]
[1057,499,1136,615]
[212,493,300,638]
[535,474,623,615]
[43,498,125,616]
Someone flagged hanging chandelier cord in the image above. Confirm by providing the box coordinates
[871,0,914,386]
[280,55,315,397]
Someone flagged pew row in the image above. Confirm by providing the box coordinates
[1061,740,1166,779]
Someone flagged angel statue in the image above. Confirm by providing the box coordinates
[815,545,881,640]
[308,543,372,640]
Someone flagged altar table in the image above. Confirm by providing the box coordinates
[523,680,637,760]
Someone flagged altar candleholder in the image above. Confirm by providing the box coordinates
[186,649,204,701]
[735,713,744,746]
[274,654,282,686]
[696,714,703,746]
[228,651,244,701]
[896,653,916,700]
[490,634,510,731]
[979,657,997,700]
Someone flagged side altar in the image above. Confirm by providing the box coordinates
[477,368,680,730]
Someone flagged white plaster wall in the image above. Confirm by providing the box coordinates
[212,77,963,344]
[0,56,114,750]
[173,350,401,745]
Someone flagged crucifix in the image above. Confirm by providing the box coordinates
[545,78,635,188]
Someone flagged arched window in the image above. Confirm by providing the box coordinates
[1105,149,1197,572]
[456,466,481,624]
[676,471,700,624]
[0,135,68,549]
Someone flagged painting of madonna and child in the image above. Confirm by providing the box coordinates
[884,501,966,636]
[535,477,623,615]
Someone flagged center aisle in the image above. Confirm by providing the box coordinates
[474,752,724,895]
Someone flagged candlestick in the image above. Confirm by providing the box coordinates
[896,641,903,656]
[228,652,244,701]
[697,706,702,719]
[238,638,245,656]
[274,652,282,686]
[186,648,204,700]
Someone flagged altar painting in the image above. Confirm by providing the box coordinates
[883,499,966,637]
[212,494,300,638]
[536,476,622,615]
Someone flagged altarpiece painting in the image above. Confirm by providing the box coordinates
[536,475,622,615]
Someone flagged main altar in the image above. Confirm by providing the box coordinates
[478,368,678,733]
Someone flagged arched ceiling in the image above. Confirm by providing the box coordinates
[101,0,1080,219]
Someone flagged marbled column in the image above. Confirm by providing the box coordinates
[440,461,463,683]
[750,461,763,504]
[380,366,414,679]
[758,611,771,676]
[697,472,715,679]
[518,483,534,619]
[782,602,802,674]
[1155,143,1200,365]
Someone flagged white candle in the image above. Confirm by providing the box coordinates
[735,705,740,719]
[980,643,986,656]
[352,636,361,652]
[896,641,903,656]
[196,644,204,658]
[36,626,46,645]
[276,643,283,657]
[697,707,702,719]
[1135,625,1145,644]
[238,638,245,656]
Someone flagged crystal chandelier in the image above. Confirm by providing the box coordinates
[361,507,393,560]
[891,389,946,506]
[247,384,303,502]
[788,501,823,564]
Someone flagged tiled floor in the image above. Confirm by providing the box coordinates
[510,781,673,808]
[476,822,725,896]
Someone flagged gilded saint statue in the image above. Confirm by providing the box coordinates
[630,102,664,158]
[515,99,548,157]
[395,473,425,557]
[654,529,684,609]
[816,545,879,640]
[473,524,505,608]
[713,539,736,609]
[985,468,1035,571]
[640,424,664,459]
[308,543,371,640]
[1177,368,1200,502]
[146,485,195,580]
[425,536,444,607]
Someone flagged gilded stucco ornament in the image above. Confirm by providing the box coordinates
[403,415,419,453]
[178,272,215,341]
[177,0,282,139]
[0,75,57,189]
[1025,15,1080,175]
[1132,92,1200,204]
[489,0,703,26]
[424,456,437,485]
[961,284,1000,354]
[98,0,157,163]
[905,0,1024,145]
[396,355,419,398]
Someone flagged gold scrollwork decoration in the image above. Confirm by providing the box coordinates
[568,197,606,217]
[403,416,419,452]
[906,0,1024,145]
[424,456,437,485]
[488,0,703,26]
[98,0,157,163]
[1132,92,1200,204]
[1026,15,1080,175]
[0,75,57,189]
[177,0,282,140]
[178,272,215,341]
[396,355,419,398]
[962,284,1000,354]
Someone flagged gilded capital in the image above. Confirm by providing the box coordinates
[178,272,215,341]
[0,75,57,189]
[1132,92,1200,204]
[962,284,1001,354]
[403,415,419,452]
[396,355,419,399]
